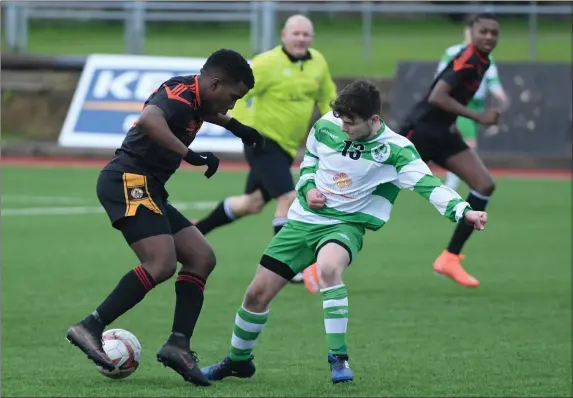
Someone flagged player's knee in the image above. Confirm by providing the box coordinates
[485,179,496,195]
[316,262,344,287]
[197,246,217,277]
[247,200,265,215]
[145,250,178,283]
[475,178,496,196]
[232,192,265,216]
[243,283,272,313]
[246,192,266,215]
[180,245,217,279]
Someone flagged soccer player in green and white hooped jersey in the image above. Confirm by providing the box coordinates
[201,80,488,384]
[438,21,509,191]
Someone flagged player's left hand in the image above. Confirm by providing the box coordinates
[184,150,220,179]
[464,210,488,231]
[227,118,265,149]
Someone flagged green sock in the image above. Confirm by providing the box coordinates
[229,306,269,361]
[320,284,349,356]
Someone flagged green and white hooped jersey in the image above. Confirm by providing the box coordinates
[437,43,501,102]
[289,112,471,231]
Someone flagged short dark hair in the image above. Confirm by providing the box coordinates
[468,13,498,27]
[202,49,255,89]
[331,80,381,121]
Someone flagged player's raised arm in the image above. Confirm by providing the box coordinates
[429,55,498,125]
[139,92,219,178]
[138,104,190,158]
[204,113,265,149]
[394,146,473,224]
[485,62,510,111]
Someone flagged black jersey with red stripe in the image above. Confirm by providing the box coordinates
[401,44,491,129]
[104,75,203,184]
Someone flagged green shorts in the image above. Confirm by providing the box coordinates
[260,220,365,279]
[456,100,485,140]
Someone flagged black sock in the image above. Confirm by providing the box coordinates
[93,265,156,326]
[273,217,287,235]
[447,191,490,255]
[195,199,236,235]
[171,271,206,341]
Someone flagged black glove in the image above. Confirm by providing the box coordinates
[227,117,265,149]
[184,150,219,179]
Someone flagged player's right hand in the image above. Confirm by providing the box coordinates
[478,109,500,125]
[183,150,220,179]
[307,188,326,209]
[464,210,488,231]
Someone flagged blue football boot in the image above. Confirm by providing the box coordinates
[328,353,353,384]
[201,355,256,381]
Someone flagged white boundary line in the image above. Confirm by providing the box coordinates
[1,201,218,217]
[2,195,85,204]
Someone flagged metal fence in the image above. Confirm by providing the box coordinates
[2,1,572,61]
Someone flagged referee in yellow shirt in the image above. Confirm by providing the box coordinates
[195,15,337,283]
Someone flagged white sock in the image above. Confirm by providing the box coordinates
[445,172,461,191]
[223,197,237,220]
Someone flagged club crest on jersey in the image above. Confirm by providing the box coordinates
[333,173,352,189]
[130,187,145,199]
[371,143,391,163]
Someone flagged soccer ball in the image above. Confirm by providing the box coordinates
[96,328,141,379]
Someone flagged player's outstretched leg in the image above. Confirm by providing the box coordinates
[156,214,217,387]
[274,214,303,284]
[201,264,289,381]
[195,197,240,235]
[316,242,353,384]
[435,149,495,287]
[66,317,116,371]
[66,229,175,371]
[195,191,266,235]
[272,191,304,284]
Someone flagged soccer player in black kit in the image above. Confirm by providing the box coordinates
[399,14,500,288]
[65,49,264,387]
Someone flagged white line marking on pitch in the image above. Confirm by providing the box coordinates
[1,201,218,217]
[2,195,85,204]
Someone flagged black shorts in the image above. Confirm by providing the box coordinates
[96,170,192,245]
[400,123,469,168]
[243,138,295,202]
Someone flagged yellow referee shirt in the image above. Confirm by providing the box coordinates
[231,46,337,158]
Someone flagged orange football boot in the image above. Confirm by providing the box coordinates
[433,250,480,288]
[303,263,320,294]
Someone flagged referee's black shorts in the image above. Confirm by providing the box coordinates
[243,138,295,202]
[399,122,469,168]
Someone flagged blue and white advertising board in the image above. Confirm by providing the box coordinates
[59,54,244,152]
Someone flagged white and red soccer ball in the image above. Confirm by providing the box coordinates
[96,328,141,379]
